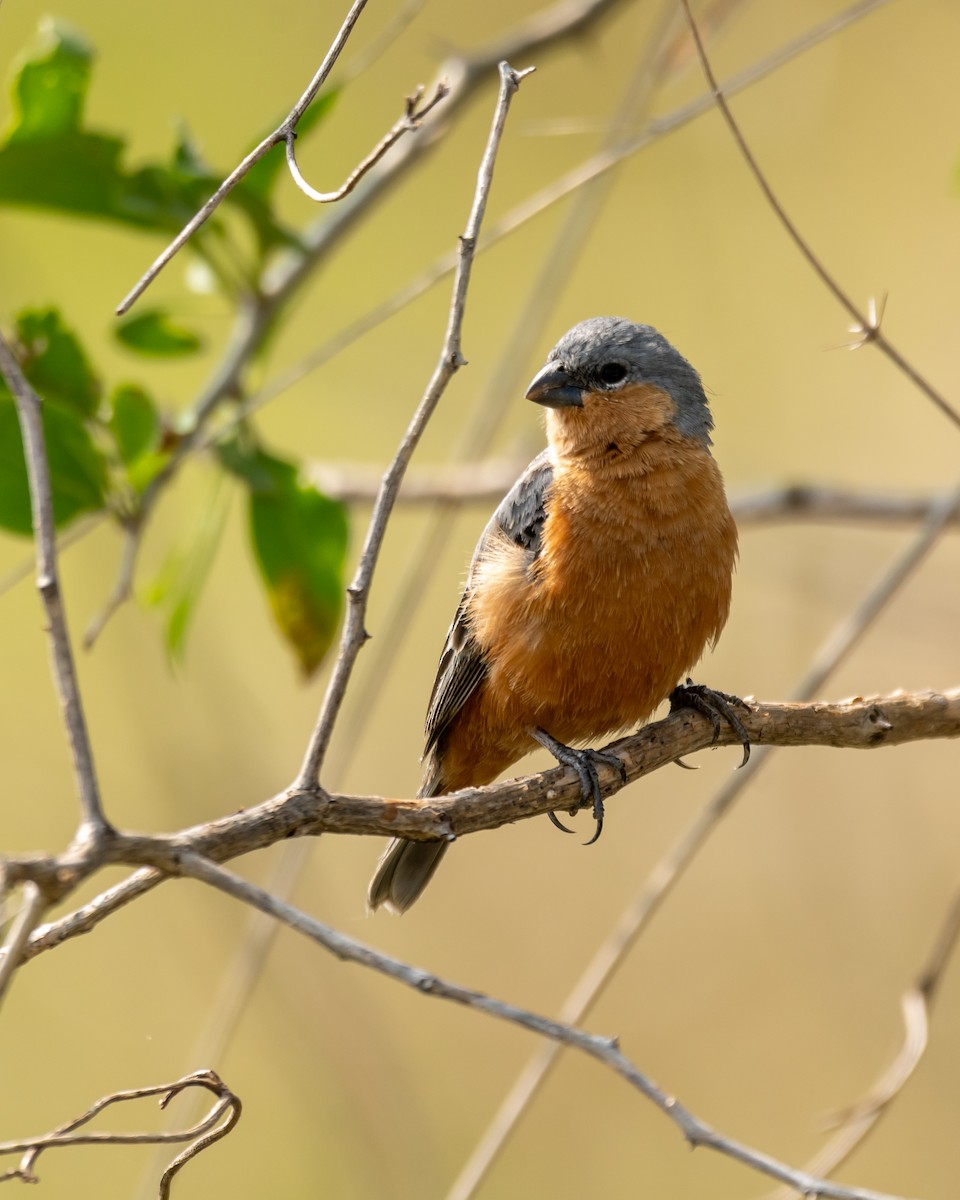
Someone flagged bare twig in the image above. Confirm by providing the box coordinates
[83,520,141,649]
[3,480,956,614]
[0,883,45,1010]
[10,687,960,963]
[303,462,960,531]
[679,0,960,433]
[731,485,960,528]
[337,0,427,86]
[285,82,449,202]
[295,61,533,788]
[0,1070,240,1190]
[115,0,372,314]
[174,852,908,1200]
[24,866,161,958]
[0,514,96,600]
[0,334,111,849]
[448,476,960,1198]
[763,884,960,1200]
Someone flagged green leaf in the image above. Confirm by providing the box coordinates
[115,309,204,357]
[0,393,107,535]
[15,308,101,416]
[145,476,228,663]
[239,88,340,202]
[215,437,275,491]
[125,449,170,494]
[0,21,130,220]
[0,21,301,252]
[108,383,160,464]
[0,307,107,533]
[171,120,211,177]
[225,443,348,676]
[5,18,91,142]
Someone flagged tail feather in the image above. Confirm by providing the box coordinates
[367,838,449,914]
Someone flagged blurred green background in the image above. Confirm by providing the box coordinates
[2,0,959,1196]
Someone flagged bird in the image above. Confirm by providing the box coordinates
[368,316,745,914]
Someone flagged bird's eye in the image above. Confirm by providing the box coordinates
[598,362,627,386]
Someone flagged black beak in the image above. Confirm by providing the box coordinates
[524,363,584,409]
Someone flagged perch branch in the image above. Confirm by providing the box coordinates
[9,688,960,963]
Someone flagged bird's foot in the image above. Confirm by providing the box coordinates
[668,678,752,767]
[531,727,627,845]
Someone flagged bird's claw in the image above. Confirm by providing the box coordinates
[668,678,752,767]
[548,811,576,835]
[532,728,625,845]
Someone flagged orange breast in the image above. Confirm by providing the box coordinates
[427,435,737,794]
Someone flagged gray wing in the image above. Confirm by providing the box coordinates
[423,451,553,755]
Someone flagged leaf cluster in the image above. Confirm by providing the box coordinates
[1,20,347,674]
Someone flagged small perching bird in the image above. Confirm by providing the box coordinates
[368,317,745,913]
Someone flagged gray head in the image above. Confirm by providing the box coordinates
[525,316,713,445]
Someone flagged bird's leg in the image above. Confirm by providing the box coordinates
[531,727,627,845]
[668,678,752,767]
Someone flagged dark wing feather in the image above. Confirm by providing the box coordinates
[493,448,552,556]
[423,451,553,754]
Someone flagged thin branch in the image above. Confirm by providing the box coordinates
[295,61,533,789]
[10,687,960,961]
[4,479,957,614]
[285,82,449,203]
[174,852,908,1200]
[0,1070,240,1191]
[0,334,111,848]
[679,0,960,433]
[307,456,527,504]
[303,461,960,530]
[731,485,960,529]
[83,519,142,649]
[0,883,45,1011]
[24,866,161,959]
[336,0,427,87]
[115,0,372,314]
[762,883,960,1200]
